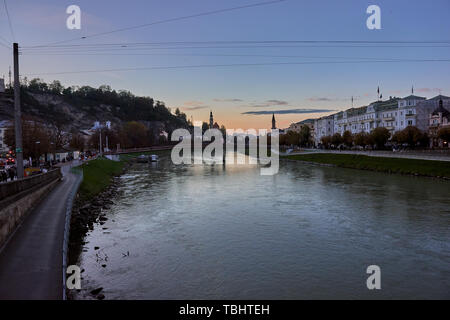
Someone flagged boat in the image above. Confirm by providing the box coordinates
[136,155,148,163]
[150,154,159,162]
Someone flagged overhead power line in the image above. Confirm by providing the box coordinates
[18,52,450,62]
[27,0,289,47]
[3,0,15,42]
[21,40,450,51]
[22,59,450,76]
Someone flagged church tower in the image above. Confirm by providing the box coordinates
[272,113,276,129]
[209,111,214,129]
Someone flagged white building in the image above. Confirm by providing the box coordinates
[314,94,450,146]
[0,120,12,153]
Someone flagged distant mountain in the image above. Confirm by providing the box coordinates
[0,80,189,134]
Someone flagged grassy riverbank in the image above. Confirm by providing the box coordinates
[78,158,125,200]
[284,153,450,179]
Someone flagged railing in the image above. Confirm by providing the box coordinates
[105,145,174,155]
[62,166,84,300]
[0,169,62,202]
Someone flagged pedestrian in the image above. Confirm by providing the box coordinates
[8,168,14,181]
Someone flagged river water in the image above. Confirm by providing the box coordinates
[77,154,450,299]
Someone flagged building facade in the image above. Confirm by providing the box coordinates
[429,98,450,148]
[0,120,12,153]
[314,94,450,146]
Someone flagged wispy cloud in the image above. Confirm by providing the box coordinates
[308,97,333,102]
[416,87,442,93]
[184,106,208,111]
[242,108,334,115]
[213,98,243,102]
[242,99,289,108]
[182,100,209,111]
[308,96,360,102]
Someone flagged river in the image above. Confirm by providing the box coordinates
[76,154,450,299]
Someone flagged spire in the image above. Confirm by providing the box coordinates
[209,110,214,129]
[271,113,276,130]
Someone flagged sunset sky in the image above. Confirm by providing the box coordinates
[0,0,449,130]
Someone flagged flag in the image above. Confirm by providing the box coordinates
[380,94,383,99]
[377,86,380,94]
[412,86,414,94]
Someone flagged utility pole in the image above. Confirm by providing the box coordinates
[99,126,103,157]
[13,43,24,179]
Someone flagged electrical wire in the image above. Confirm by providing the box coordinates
[22,59,450,76]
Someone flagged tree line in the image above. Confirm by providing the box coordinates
[318,126,439,150]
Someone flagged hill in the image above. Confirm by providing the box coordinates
[0,79,190,135]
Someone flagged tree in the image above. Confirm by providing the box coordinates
[4,117,51,164]
[331,133,343,146]
[392,126,427,147]
[119,121,151,148]
[438,127,450,142]
[220,125,227,137]
[354,132,369,147]
[284,131,300,146]
[69,132,86,152]
[202,122,209,133]
[49,123,69,151]
[342,130,353,147]
[299,126,311,147]
[320,135,332,149]
[370,127,390,149]
[49,80,64,95]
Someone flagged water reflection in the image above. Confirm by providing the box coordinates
[77,156,450,299]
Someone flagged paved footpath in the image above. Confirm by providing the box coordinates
[286,149,450,162]
[0,162,80,300]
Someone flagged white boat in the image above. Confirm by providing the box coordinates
[136,155,148,163]
[150,154,159,162]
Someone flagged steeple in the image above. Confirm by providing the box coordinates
[209,110,214,129]
[271,113,276,130]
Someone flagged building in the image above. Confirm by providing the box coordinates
[209,111,214,129]
[313,93,450,146]
[0,78,5,93]
[0,120,12,153]
[429,98,450,148]
[288,119,314,133]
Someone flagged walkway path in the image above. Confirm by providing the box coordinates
[0,162,80,299]
[286,149,450,162]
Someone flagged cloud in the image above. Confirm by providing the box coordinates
[183,101,204,106]
[308,96,360,102]
[243,99,289,108]
[184,106,208,111]
[242,108,334,115]
[213,98,243,102]
[416,88,442,93]
[308,97,333,102]
[182,100,209,111]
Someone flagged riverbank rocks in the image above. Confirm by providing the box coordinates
[90,287,103,295]
[67,170,125,268]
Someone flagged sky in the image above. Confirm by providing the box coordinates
[0,0,449,130]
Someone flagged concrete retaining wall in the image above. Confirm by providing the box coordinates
[0,169,62,248]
